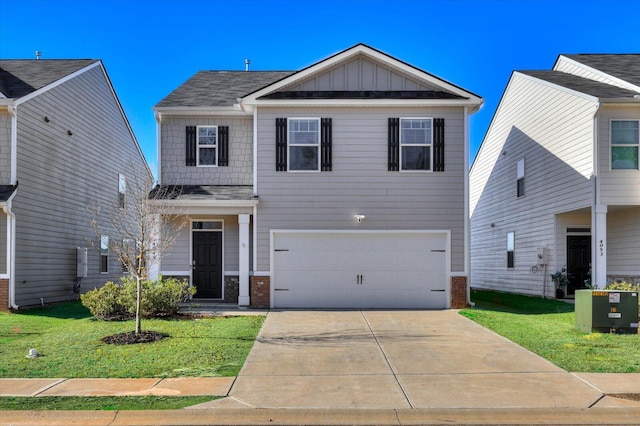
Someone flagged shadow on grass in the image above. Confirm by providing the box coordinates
[469,289,575,315]
[10,301,91,320]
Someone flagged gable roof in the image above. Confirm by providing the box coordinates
[155,71,293,108]
[518,70,640,100]
[0,184,17,202]
[0,60,97,98]
[562,54,640,89]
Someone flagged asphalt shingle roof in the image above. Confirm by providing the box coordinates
[155,71,294,108]
[150,185,256,201]
[0,185,17,202]
[563,54,640,89]
[0,60,97,98]
[519,70,640,99]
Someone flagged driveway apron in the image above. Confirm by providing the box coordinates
[204,310,602,409]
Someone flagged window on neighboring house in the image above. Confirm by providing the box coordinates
[611,120,639,170]
[197,126,218,167]
[507,232,515,269]
[100,236,109,274]
[288,118,320,171]
[517,158,525,197]
[400,118,432,171]
[118,173,126,209]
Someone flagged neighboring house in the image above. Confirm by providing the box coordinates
[152,44,483,309]
[0,59,148,309]
[470,54,640,298]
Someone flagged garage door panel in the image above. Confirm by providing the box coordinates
[273,232,449,309]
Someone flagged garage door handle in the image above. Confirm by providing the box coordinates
[356,274,363,285]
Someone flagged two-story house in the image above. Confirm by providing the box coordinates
[0,59,148,309]
[470,54,640,297]
[153,44,483,309]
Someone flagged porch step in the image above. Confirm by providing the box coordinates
[178,301,267,316]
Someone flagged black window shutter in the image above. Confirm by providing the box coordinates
[275,118,287,171]
[218,126,229,166]
[321,118,332,171]
[433,118,445,171]
[185,126,196,167]
[388,118,399,171]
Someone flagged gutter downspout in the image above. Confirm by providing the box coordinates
[7,105,18,309]
[591,103,602,289]
[155,112,162,184]
[464,106,471,306]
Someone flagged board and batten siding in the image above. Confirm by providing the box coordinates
[161,215,253,274]
[0,112,11,184]
[470,74,598,296]
[596,106,640,205]
[12,65,147,306]
[607,207,640,275]
[160,116,253,185]
[256,106,466,273]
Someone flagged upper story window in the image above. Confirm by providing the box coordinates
[118,173,126,209]
[611,120,639,170]
[400,118,432,171]
[516,158,525,198]
[288,118,320,171]
[197,126,218,167]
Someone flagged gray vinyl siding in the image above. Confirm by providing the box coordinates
[287,57,442,92]
[0,112,11,184]
[161,215,253,274]
[160,116,253,185]
[0,213,6,273]
[256,106,466,272]
[12,65,146,306]
[470,74,597,296]
[607,207,640,275]
[596,106,640,205]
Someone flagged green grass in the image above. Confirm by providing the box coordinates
[460,290,640,373]
[0,396,216,410]
[0,302,264,378]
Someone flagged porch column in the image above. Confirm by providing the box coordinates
[593,205,607,289]
[238,214,250,306]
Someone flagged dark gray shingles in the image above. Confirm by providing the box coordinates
[519,70,640,99]
[563,54,640,88]
[150,185,256,201]
[155,71,294,108]
[0,185,17,202]
[0,60,97,98]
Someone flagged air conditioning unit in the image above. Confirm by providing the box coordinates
[77,247,88,278]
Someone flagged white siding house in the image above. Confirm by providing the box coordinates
[153,44,483,309]
[470,54,640,298]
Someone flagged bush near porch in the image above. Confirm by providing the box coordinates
[460,290,640,373]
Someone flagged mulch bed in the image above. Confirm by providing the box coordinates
[102,331,169,345]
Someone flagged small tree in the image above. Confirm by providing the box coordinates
[90,160,187,334]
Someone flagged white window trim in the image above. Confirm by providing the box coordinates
[196,125,218,168]
[100,235,109,274]
[400,117,433,173]
[287,117,321,173]
[610,119,639,171]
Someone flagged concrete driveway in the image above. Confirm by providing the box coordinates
[202,310,603,409]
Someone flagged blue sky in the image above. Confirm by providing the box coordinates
[1,0,639,174]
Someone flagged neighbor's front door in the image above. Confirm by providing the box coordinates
[566,235,591,295]
[192,231,223,298]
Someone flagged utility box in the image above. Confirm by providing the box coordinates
[575,290,639,334]
[76,247,88,278]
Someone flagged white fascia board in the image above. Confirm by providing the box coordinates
[14,61,102,106]
[555,55,640,93]
[514,71,600,103]
[241,44,483,105]
[248,98,482,109]
[0,99,15,107]
[153,199,258,209]
[152,106,251,116]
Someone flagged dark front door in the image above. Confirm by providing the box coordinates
[566,235,591,295]
[192,231,223,298]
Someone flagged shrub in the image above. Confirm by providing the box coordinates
[81,276,195,320]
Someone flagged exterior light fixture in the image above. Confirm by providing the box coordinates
[43,116,49,122]
[67,130,73,136]
[355,214,366,223]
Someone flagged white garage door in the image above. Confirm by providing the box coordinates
[272,231,449,309]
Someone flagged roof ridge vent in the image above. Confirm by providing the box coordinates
[245,59,250,71]
[35,51,41,60]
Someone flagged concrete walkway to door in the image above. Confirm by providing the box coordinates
[197,310,605,410]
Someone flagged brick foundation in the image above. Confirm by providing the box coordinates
[450,276,468,309]
[0,279,8,311]
[250,276,270,309]
[224,276,239,303]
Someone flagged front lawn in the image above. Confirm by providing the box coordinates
[0,302,264,378]
[460,290,640,373]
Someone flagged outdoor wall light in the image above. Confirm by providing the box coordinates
[355,214,366,223]
[67,130,73,136]
[43,116,49,122]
